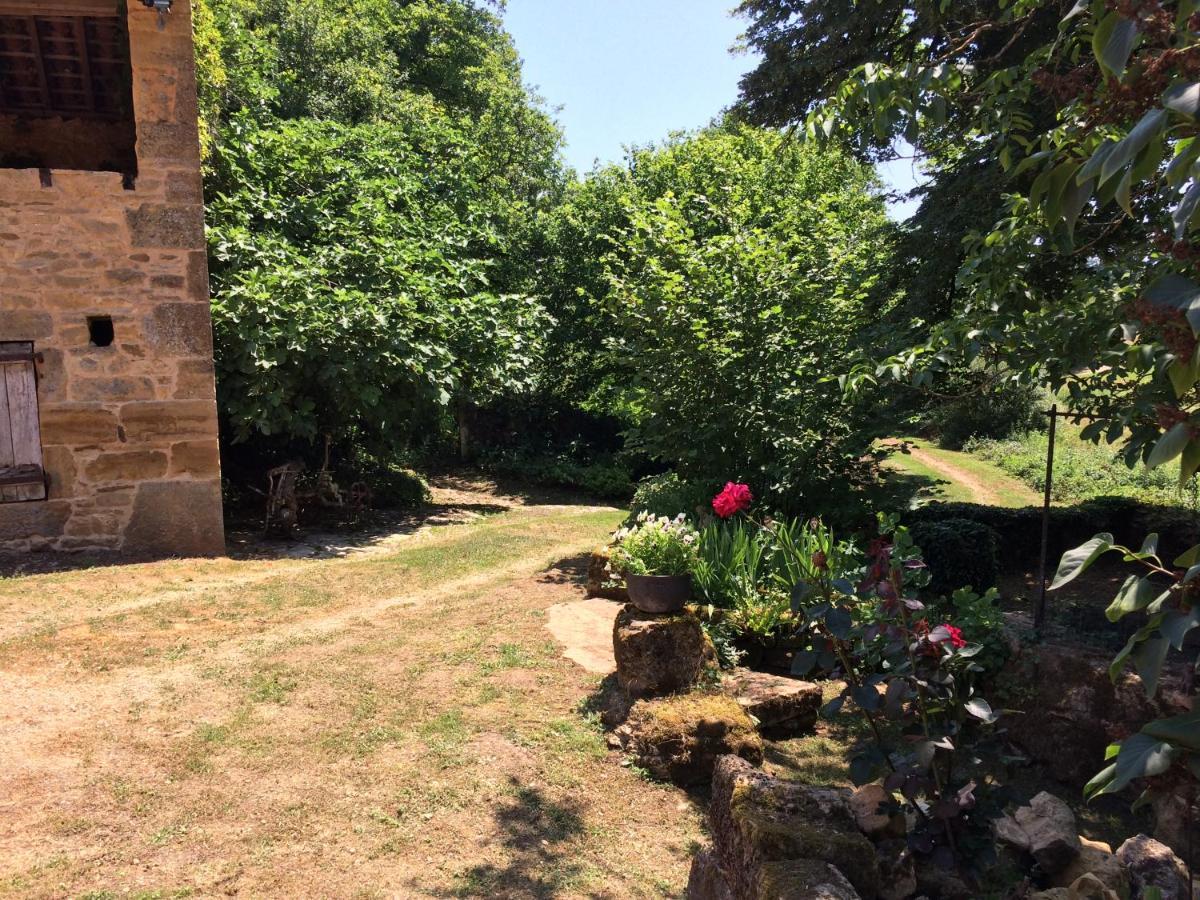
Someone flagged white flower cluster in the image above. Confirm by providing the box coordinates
[614,512,696,544]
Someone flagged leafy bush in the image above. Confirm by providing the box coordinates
[929,587,1009,675]
[930,372,1043,450]
[909,518,1000,596]
[610,514,699,577]
[628,473,716,523]
[791,516,1001,869]
[357,462,430,510]
[965,423,1193,507]
[480,450,633,499]
[597,125,897,513]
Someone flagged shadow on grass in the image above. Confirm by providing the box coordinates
[430,779,588,899]
[539,553,592,587]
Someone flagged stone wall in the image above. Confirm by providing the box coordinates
[0,0,224,558]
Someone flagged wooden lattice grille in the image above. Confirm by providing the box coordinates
[0,10,132,120]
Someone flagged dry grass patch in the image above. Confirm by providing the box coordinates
[0,498,708,898]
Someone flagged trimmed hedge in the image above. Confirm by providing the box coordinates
[909,518,1000,596]
[907,496,1199,567]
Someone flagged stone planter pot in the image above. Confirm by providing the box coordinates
[625,573,693,614]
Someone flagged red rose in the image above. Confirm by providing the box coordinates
[930,623,967,649]
[712,482,753,518]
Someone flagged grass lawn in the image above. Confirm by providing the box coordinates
[0,486,726,899]
[879,437,1042,509]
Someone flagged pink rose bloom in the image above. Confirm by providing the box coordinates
[712,482,753,518]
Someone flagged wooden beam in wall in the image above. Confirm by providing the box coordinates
[0,3,119,17]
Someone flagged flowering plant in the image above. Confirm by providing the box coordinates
[712,482,753,519]
[610,513,700,577]
[787,514,1000,871]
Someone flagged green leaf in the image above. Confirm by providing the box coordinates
[1084,761,1118,800]
[1149,422,1191,469]
[964,697,998,724]
[824,606,853,639]
[1116,166,1134,217]
[1051,534,1115,589]
[1175,180,1200,239]
[1165,138,1200,187]
[1165,82,1200,120]
[1101,109,1168,184]
[1174,544,1200,568]
[1093,13,1138,79]
[1161,607,1200,650]
[1106,575,1160,622]
[1182,438,1200,483]
[1143,708,1200,751]
[1097,732,1176,796]
[1132,637,1169,694]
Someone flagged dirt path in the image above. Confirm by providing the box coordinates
[0,481,701,899]
[884,439,1009,506]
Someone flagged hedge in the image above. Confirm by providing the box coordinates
[906,496,1199,567]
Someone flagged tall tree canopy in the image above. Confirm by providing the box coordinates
[194,0,565,455]
[541,124,898,510]
[735,0,1200,478]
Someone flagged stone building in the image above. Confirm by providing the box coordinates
[0,0,224,557]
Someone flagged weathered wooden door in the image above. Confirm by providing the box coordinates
[0,342,46,502]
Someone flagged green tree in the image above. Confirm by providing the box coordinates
[197,0,565,456]
[734,0,1200,478]
[207,114,546,452]
[576,125,897,510]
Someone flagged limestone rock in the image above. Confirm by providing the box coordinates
[708,755,879,899]
[755,859,862,899]
[686,848,735,900]
[849,783,905,840]
[1051,838,1129,897]
[613,604,716,698]
[994,813,1031,853]
[586,546,628,602]
[1115,834,1190,900]
[618,694,763,786]
[722,668,822,738]
[874,839,917,900]
[1032,874,1123,900]
[1013,792,1081,875]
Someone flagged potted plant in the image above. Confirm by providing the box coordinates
[610,513,700,613]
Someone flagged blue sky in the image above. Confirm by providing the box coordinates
[502,0,922,219]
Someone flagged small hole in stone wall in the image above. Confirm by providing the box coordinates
[87,316,114,348]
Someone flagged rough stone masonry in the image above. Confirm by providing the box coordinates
[0,0,224,557]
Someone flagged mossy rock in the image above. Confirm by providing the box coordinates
[710,756,879,900]
[755,859,861,899]
[613,604,717,698]
[620,692,762,786]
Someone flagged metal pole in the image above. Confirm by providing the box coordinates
[1035,405,1058,632]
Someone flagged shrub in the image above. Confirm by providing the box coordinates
[931,376,1043,450]
[964,424,1190,506]
[354,461,430,510]
[907,497,1200,566]
[909,518,1000,596]
[628,473,716,523]
[929,587,1009,675]
[480,450,633,499]
[611,514,700,577]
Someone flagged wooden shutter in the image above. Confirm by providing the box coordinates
[0,341,46,502]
